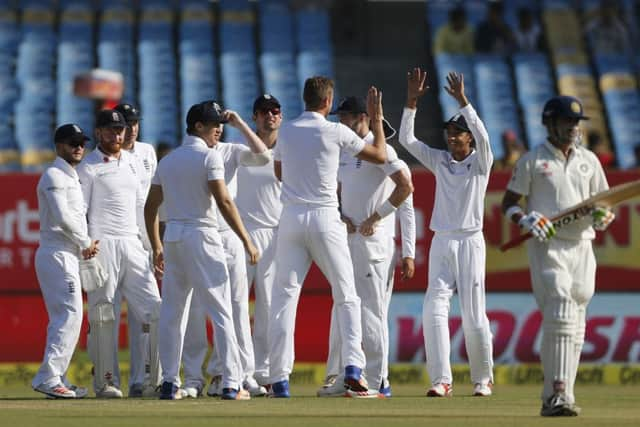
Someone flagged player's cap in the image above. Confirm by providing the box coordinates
[253,94,281,113]
[542,95,589,125]
[331,96,396,139]
[443,113,470,133]
[95,109,127,128]
[114,103,141,124]
[54,123,90,143]
[186,100,228,128]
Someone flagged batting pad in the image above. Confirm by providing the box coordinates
[542,298,577,397]
[89,303,116,390]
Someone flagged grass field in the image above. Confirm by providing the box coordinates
[2,384,639,427]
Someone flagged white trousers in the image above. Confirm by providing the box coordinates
[32,246,83,388]
[528,238,595,404]
[423,231,493,386]
[325,233,395,388]
[268,205,366,383]
[182,229,255,386]
[86,238,161,390]
[246,226,278,385]
[160,227,242,390]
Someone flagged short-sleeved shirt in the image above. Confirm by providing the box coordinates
[236,150,282,229]
[507,141,609,241]
[274,111,366,208]
[128,141,158,248]
[152,135,225,228]
[37,156,91,249]
[399,104,493,233]
[77,148,144,240]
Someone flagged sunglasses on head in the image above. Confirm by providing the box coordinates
[259,107,281,116]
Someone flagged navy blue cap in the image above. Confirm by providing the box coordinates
[542,95,589,124]
[186,100,227,128]
[96,109,127,128]
[253,94,281,113]
[332,96,396,139]
[114,103,141,124]
[444,113,470,132]
[54,123,90,143]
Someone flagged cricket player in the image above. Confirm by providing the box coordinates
[77,110,162,399]
[180,101,270,398]
[399,69,494,397]
[32,124,98,399]
[318,96,416,398]
[235,94,284,387]
[267,77,387,398]
[144,100,259,400]
[501,95,614,416]
[111,102,161,397]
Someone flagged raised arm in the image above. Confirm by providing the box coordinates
[355,86,387,164]
[445,72,493,172]
[399,68,438,170]
[224,110,270,166]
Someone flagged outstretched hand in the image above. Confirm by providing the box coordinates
[406,67,428,105]
[366,86,384,123]
[444,72,468,108]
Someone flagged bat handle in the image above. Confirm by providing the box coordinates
[500,231,532,252]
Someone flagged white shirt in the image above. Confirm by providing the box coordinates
[214,141,270,231]
[396,173,416,259]
[399,104,493,233]
[236,149,282,229]
[151,135,225,229]
[128,141,157,249]
[274,111,366,208]
[508,141,609,241]
[37,156,91,250]
[77,148,144,240]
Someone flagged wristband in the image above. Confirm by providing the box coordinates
[376,200,398,219]
[505,205,524,221]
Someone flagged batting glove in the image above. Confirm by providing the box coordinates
[518,211,556,242]
[592,206,615,231]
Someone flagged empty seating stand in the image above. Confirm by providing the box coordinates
[0,2,20,172]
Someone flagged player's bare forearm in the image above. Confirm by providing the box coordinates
[144,185,164,254]
[389,169,414,207]
[502,190,525,223]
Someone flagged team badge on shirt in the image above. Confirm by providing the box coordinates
[143,158,150,171]
[578,162,590,176]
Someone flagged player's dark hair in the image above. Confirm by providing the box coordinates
[303,76,334,110]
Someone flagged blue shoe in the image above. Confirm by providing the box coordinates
[221,387,250,400]
[344,366,368,392]
[270,380,290,398]
[379,385,392,398]
[159,381,179,400]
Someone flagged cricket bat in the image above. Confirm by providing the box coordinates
[500,179,640,252]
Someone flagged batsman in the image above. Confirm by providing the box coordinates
[501,95,615,416]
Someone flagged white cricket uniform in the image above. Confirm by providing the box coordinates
[235,150,282,385]
[268,111,367,384]
[154,135,243,390]
[507,141,608,404]
[183,141,268,388]
[399,104,494,387]
[32,157,91,390]
[77,148,162,392]
[112,140,158,389]
[323,138,408,389]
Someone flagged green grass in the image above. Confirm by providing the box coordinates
[1,384,639,427]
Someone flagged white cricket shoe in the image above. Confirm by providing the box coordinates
[68,384,88,399]
[540,393,580,417]
[34,383,76,399]
[243,377,267,397]
[344,389,385,399]
[206,375,223,397]
[317,375,346,397]
[473,382,493,397]
[426,383,452,397]
[96,384,124,399]
[183,385,203,398]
